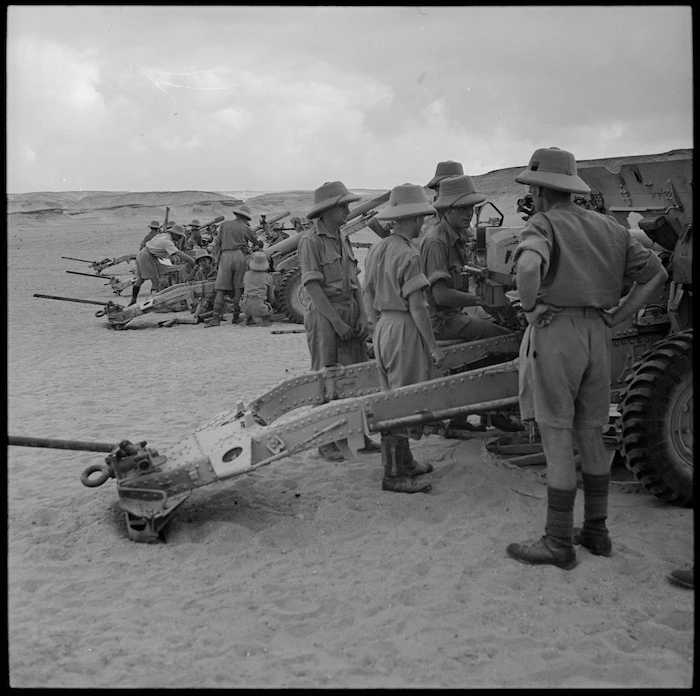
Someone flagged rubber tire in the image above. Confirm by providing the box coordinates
[278,265,310,325]
[619,330,693,507]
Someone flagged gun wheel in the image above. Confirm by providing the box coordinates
[278,265,309,325]
[619,330,693,507]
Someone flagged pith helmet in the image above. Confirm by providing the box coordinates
[188,219,200,228]
[248,250,270,271]
[427,160,464,189]
[515,147,591,195]
[231,205,252,221]
[148,220,160,229]
[169,224,186,237]
[307,181,361,219]
[194,248,213,262]
[433,175,486,210]
[376,183,436,221]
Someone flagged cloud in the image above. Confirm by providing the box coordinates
[5,5,693,193]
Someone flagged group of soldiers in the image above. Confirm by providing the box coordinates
[297,148,671,578]
[91,153,691,583]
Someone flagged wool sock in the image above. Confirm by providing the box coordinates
[545,486,577,548]
[581,472,610,538]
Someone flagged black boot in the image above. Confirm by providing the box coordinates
[506,487,578,570]
[399,436,433,477]
[128,284,141,307]
[381,433,431,494]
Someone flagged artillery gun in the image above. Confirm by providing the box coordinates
[263,191,390,324]
[12,151,691,542]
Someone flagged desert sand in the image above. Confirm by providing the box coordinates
[7,163,694,688]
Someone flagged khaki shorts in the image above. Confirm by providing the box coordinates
[214,249,246,292]
[518,308,611,429]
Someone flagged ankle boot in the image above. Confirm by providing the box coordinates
[400,437,433,477]
[381,433,431,494]
[204,312,221,327]
[506,487,578,570]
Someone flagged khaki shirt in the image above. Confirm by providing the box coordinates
[514,201,663,309]
[213,219,259,254]
[145,233,179,259]
[298,218,360,299]
[418,218,470,322]
[364,233,429,312]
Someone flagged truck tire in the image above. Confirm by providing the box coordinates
[619,330,693,507]
[278,265,310,325]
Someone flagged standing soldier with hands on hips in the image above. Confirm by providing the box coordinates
[364,183,445,493]
[506,146,668,570]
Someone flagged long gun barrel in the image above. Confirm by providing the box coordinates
[62,256,97,264]
[34,293,115,307]
[8,435,116,453]
[67,270,113,279]
[346,191,390,222]
[252,210,290,234]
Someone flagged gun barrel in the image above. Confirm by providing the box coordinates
[8,435,115,453]
[67,270,108,279]
[252,210,290,233]
[62,256,96,263]
[34,293,111,306]
[347,191,390,222]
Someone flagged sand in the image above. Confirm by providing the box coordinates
[7,182,694,688]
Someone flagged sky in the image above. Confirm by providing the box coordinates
[6,5,693,194]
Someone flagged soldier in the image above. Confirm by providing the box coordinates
[184,220,203,251]
[129,224,197,305]
[299,180,381,461]
[364,183,445,493]
[184,248,218,320]
[506,146,667,570]
[421,160,464,238]
[140,220,162,249]
[204,205,263,327]
[419,174,522,432]
[240,250,275,326]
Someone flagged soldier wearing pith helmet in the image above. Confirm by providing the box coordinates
[299,180,380,461]
[506,147,668,570]
[204,204,263,327]
[364,183,445,494]
[419,174,519,433]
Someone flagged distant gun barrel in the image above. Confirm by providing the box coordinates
[8,435,116,453]
[34,293,115,307]
[346,191,390,222]
[252,210,290,234]
[67,270,111,279]
[62,256,96,264]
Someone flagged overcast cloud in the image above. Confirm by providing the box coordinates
[6,5,693,193]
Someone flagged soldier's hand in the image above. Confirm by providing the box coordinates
[598,309,616,327]
[525,303,561,328]
[430,347,445,368]
[334,320,354,341]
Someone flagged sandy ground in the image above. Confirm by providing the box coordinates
[7,194,694,688]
